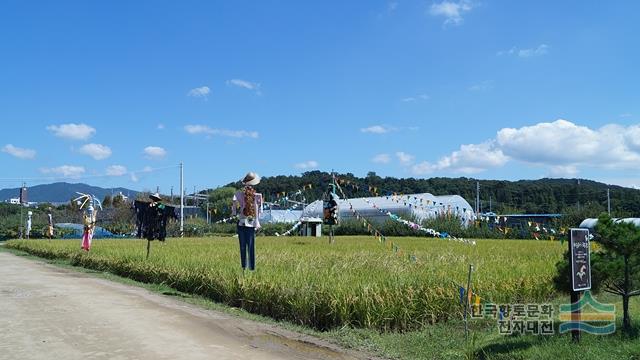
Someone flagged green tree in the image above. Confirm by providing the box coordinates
[112,194,125,208]
[594,214,640,334]
[102,195,112,208]
[69,197,80,211]
[206,187,237,220]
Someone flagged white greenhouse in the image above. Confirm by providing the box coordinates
[579,218,640,230]
[301,193,475,226]
[259,209,302,224]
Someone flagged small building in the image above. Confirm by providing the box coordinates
[299,217,322,237]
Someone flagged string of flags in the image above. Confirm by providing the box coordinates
[276,221,302,237]
[214,215,237,224]
[486,217,565,241]
[336,179,417,263]
[361,197,476,245]
[270,184,314,201]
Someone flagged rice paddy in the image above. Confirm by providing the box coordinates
[5,236,564,332]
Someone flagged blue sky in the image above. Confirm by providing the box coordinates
[1,0,639,194]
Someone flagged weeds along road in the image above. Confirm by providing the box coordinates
[0,252,373,360]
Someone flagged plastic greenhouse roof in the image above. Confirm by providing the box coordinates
[302,193,475,225]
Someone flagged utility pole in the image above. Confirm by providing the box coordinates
[180,162,184,237]
[156,186,159,194]
[489,195,492,213]
[577,179,581,210]
[476,181,480,216]
[607,188,611,216]
[170,186,174,203]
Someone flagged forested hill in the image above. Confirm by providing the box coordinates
[226,171,640,217]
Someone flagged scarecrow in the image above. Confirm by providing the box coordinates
[134,193,177,258]
[322,184,340,243]
[46,207,54,239]
[73,192,102,252]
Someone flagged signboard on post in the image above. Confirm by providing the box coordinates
[570,228,591,291]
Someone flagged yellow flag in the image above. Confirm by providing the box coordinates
[474,294,481,306]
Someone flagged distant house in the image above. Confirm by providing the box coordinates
[115,191,129,202]
[9,198,20,205]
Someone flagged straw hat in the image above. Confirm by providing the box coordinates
[149,193,162,202]
[242,172,261,186]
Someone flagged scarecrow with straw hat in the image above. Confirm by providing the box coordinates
[149,192,165,209]
[232,172,263,271]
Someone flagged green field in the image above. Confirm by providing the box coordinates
[5,236,639,359]
[6,236,562,331]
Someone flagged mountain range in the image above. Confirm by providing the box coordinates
[0,182,138,204]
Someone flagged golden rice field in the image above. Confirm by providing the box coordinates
[6,236,564,331]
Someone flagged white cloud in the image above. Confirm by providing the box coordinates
[388,1,398,11]
[625,125,640,152]
[412,142,507,175]
[2,144,36,159]
[142,166,153,172]
[184,125,259,138]
[130,172,139,182]
[106,165,127,176]
[144,146,167,159]
[79,143,112,160]
[619,113,632,118]
[443,142,506,173]
[46,123,96,140]
[396,151,415,165]
[41,165,85,178]
[361,125,395,134]
[518,44,549,58]
[405,119,640,178]
[294,160,319,169]
[372,153,391,164]
[496,119,640,169]
[411,161,435,175]
[498,44,549,58]
[157,123,165,130]
[547,165,579,178]
[187,86,210,99]
[227,79,261,95]
[429,0,473,26]
[468,80,494,92]
[402,94,430,102]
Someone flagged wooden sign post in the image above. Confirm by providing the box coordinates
[569,228,591,342]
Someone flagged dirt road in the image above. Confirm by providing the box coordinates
[0,252,373,360]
